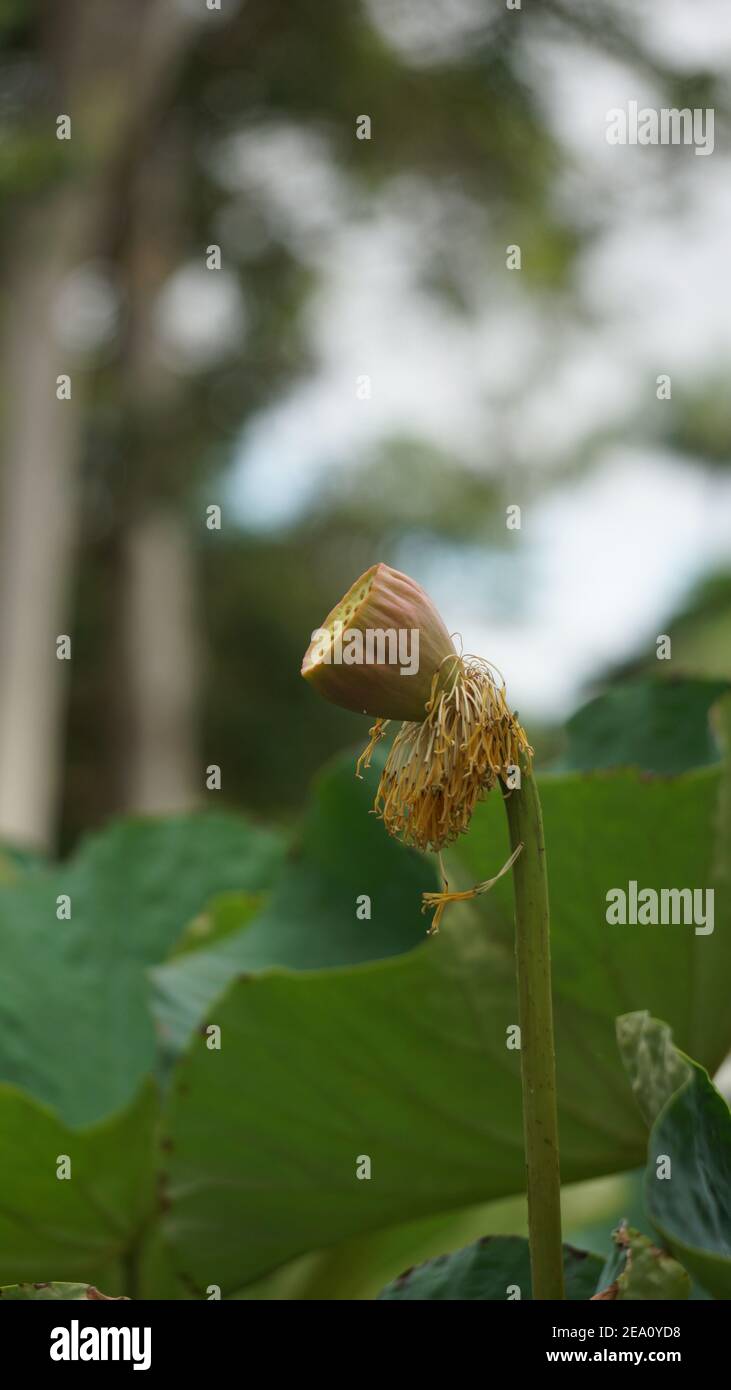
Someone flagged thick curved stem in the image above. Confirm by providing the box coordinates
[503,764,564,1300]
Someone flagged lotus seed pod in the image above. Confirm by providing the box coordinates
[301,562,457,722]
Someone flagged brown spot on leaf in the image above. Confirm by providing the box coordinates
[591,1283,619,1301]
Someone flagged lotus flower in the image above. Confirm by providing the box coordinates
[302,563,531,855]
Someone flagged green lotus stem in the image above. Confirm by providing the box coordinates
[503,762,564,1301]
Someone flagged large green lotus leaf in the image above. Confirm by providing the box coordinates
[152,757,435,1057]
[453,762,730,1074]
[158,930,644,1294]
[620,1014,731,1300]
[160,697,731,1293]
[224,1173,635,1301]
[141,1193,521,1301]
[377,1236,603,1301]
[556,678,729,776]
[0,815,284,1126]
[179,754,434,969]
[0,1082,156,1292]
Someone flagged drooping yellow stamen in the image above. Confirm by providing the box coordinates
[355,718,390,779]
[354,654,531,935]
[422,841,523,934]
[366,654,532,853]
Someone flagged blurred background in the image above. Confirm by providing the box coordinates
[1,0,731,857]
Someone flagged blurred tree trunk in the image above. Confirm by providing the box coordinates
[122,513,200,814]
[0,199,88,849]
[117,125,202,816]
[0,0,193,849]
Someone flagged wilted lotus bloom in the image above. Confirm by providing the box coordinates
[302,563,531,858]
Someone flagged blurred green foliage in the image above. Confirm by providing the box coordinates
[0,680,727,1297]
